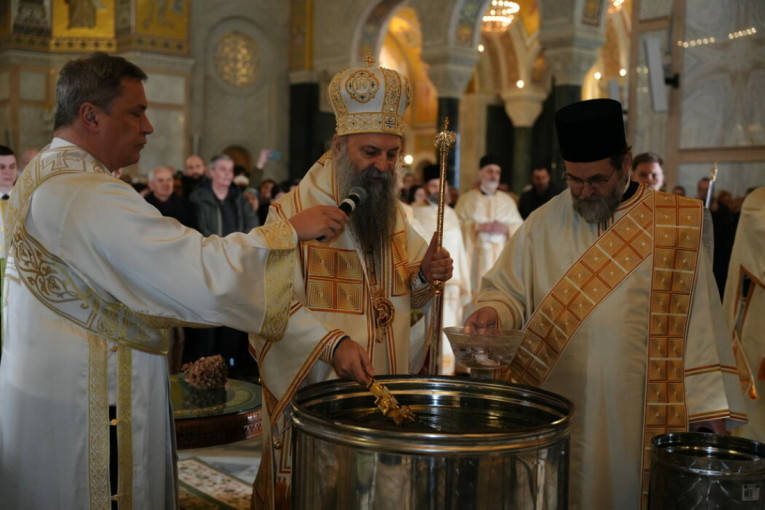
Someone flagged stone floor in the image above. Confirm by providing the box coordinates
[178,434,262,486]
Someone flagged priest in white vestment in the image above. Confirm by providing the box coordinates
[465,99,748,510]
[723,186,765,442]
[250,61,453,510]
[0,52,346,510]
[454,155,523,310]
[410,164,471,375]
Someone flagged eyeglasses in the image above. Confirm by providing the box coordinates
[563,167,618,192]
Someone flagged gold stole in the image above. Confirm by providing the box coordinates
[5,144,173,354]
[504,192,703,508]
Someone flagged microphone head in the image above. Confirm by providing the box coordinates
[348,186,368,205]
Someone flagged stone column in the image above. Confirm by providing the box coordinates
[501,87,547,194]
[422,47,479,185]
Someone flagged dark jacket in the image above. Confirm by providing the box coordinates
[145,192,199,230]
[189,181,259,237]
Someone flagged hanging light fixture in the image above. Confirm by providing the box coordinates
[609,0,625,14]
[482,0,520,33]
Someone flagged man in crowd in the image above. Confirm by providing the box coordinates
[251,61,453,509]
[0,145,17,357]
[696,176,711,203]
[189,153,260,376]
[723,186,765,442]
[0,145,16,201]
[145,164,197,229]
[631,151,665,191]
[181,153,208,197]
[518,166,561,219]
[465,98,747,509]
[410,164,471,374]
[0,52,347,509]
[455,155,523,309]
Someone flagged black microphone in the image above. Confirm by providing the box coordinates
[338,187,367,215]
[317,187,367,241]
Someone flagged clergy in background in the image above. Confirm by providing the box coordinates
[723,186,765,443]
[465,98,748,510]
[454,154,523,311]
[410,164,471,374]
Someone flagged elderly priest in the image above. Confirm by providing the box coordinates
[465,98,748,510]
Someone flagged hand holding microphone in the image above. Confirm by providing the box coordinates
[287,187,366,242]
[317,187,367,241]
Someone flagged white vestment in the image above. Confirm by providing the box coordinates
[0,139,298,509]
[250,151,433,509]
[723,186,765,442]
[478,185,747,510]
[410,202,471,374]
[454,188,523,307]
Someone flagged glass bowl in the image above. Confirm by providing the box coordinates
[443,326,525,373]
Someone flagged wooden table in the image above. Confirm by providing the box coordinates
[171,374,263,450]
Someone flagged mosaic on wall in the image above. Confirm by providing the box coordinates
[1,0,188,54]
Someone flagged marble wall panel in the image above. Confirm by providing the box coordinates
[0,71,8,101]
[639,0,670,21]
[145,73,187,105]
[138,109,187,177]
[19,70,46,101]
[632,30,668,157]
[0,106,10,146]
[680,0,765,149]
[18,105,53,152]
[677,161,765,199]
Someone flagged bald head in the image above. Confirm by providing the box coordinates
[184,155,206,178]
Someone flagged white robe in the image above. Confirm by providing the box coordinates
[0,139,298,509]
[478,186,747,510]
[454,188,523,308]
[410,202,471,374]
[723,186,765,442]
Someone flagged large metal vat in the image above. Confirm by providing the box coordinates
[649,432,765,509]
[292,375,573,510]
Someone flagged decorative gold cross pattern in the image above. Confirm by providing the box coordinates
[306,246,364,314]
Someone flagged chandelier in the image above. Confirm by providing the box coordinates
[608,0,625,13]
[482,0,520,33]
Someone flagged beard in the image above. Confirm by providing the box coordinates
[572,174,627,223]
[481,180,499,194]
[335,146,400,255]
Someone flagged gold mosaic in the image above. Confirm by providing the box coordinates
[215,31,259,88]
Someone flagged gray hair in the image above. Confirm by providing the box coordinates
[209,154,233,168]
[148,165,174,182]
[54,52,147,130]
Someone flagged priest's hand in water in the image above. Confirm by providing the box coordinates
[421,232,454,283]
[288,205,349,242]
[463,306,500,335]
[332,337,376,386]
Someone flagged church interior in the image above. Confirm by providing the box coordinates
[1,0,763,196]
[1,0,764,508]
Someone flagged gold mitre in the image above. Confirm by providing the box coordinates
[328,55,411,137]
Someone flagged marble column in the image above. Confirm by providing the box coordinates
[501,87,547,194]
[422,47,479,185]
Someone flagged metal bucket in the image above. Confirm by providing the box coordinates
[649,432,765,509]
[291,375,573,510]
